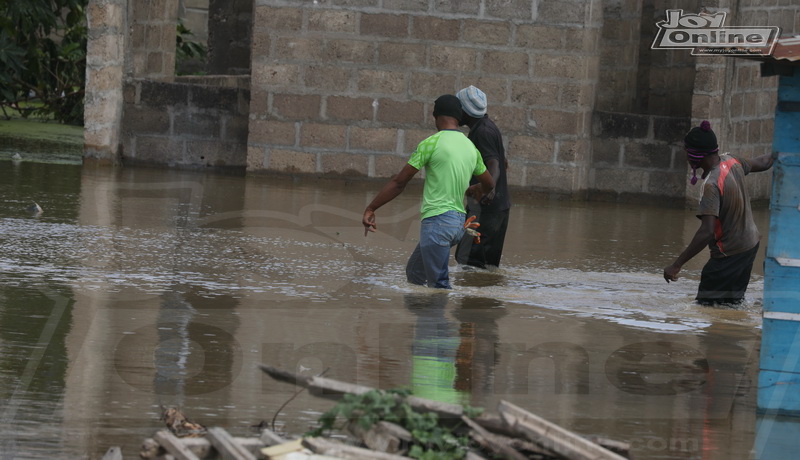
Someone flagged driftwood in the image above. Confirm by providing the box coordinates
[302,437,410,459]
[141,430,278,459]
[153,430,202,460]
[206,427,257,460]
[498,401,628,460]
[101,446,123,460]
[259,364,631,460]
[346,420,411,455]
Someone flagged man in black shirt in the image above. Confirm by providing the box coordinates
[455,86,512,269]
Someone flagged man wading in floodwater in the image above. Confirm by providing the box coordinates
[362,94,495,289]
[663,120,774,305]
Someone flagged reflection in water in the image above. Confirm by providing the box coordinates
[0,160,778,459]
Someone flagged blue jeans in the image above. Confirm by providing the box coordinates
[406,211,466,289]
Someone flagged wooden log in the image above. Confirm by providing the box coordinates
[153,430,201,460]
[302,437,412,460]
[589,437,631,457]
[206,427,256,460]
[346,420,412,455]
[101,446,123,460]
[141,436,266,459]
[497,401,627,460]
[461,416,528,460]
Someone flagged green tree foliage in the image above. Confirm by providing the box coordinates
[0,0,88,125]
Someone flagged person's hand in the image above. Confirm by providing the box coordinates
[466,183,485,201]
[363,209,376,236]
[480,188,496,205]
[663,264,681,283]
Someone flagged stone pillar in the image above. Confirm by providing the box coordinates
[84,0,127,163]
[130,0,180,79]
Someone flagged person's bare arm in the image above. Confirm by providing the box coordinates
[748,152,774,173]
[466,170,495,202]
[363,164,418,236]
[663,215,716,282]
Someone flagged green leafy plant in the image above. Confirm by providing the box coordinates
[306,389,484,460]
[0,0,88,124]
[176,21,207,75]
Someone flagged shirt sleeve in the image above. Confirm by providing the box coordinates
[408,135,437,170]
[735,155,753,175]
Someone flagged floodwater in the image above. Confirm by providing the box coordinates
[0,158,788,459]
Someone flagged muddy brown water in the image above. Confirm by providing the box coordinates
[0,160,779,459]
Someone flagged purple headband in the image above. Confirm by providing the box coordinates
[684,120,719,185]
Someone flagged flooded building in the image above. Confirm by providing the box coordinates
[84,0,797,204]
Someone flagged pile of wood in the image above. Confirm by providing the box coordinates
[127,365,630,460]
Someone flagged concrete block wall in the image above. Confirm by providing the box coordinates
[246,0,603,196]
[589,111,690,203]
[121,77,250,169]
[84,0,127,163]
[129,0,180,79]
[686,0,798,202]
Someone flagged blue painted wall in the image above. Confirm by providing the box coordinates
[758,65,800,414]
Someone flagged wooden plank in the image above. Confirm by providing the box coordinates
[101,446,123,460]
[153,430,201,460]
[498,401,627,460]
[206,427,256,460]
[303,437,411,460]
[141,436,266,458]
[261,439,305,459]
[461,416,528,460]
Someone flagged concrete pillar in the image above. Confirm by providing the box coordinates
[130,0,180,80]
[84,0,127,163]
[206,0,252,75]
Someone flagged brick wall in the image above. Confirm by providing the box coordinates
[247,0,603,197]
[121,77,250,169]
[590,112,690,203]
[130,0,180,79]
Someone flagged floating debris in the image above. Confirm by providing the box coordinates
[133,366,630,460]
[28,202,43,215]
[11,152,22,161]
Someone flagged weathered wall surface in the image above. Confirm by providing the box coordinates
[121,76,250,169]
[246,0,602,198]
[590,112,690,203]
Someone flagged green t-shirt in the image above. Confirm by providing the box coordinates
[407,130,487,220]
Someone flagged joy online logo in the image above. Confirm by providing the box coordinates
[652,9,780,56]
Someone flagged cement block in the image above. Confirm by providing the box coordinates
[591,139,621,166]
[254,6,302,31]
[191,86,246,111]
[123,105,170,135]
[381,0,426,10]
[140,81,189,108]
[88,2,124,29]
[325,39,376,64]
[274,37,323,61]
[508,135,555,163]
[646,170,686,198]
[524,163,580,192]
[326,96,375,122]
[86,34,122,67]
[357,70,406,95]
[320,153,370,176]
[300,123,347,148]
[489,106,527,132]
[462,20,511,46]
[412,16,460,42]
[409,73,457,100]
[593,111,649,139]
[512,80,560,107]
[272,93,322,120]
[247,145,267,170]
[534,54,585,79]
[485,0,536,20]
[350,126,398,152]
[304,65,352,92]
[404,128,437,153]
[376,99,425,125]
[592,167,646,194]
[429,46,477,72]
[248,119,297,146]
[467,78,507,105]
[537,1,589,25]
[186,139,247,168]
[134,136,184,164]
[360,13,409,38]
[251,64,300,88]
[379,42,427,67]
[653,116,690,143]
[373,153,411,177]
[308,10,357,33]
[174,112,222,139]
[533,109,580,136]
[223,116,250,142]
[557,139,589,163]
[87,65,124,92]
[481,50,529,75]
[268,149,317,174]
[516,24,563,50]
[433,0,480,15]
[623,142,671,169]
